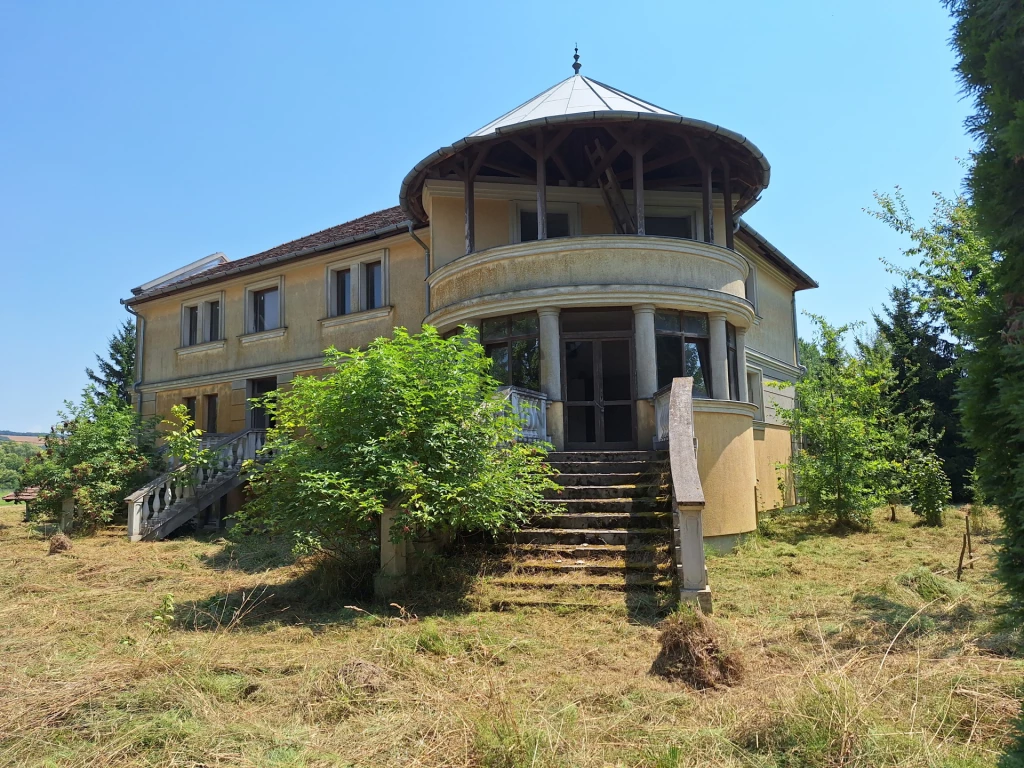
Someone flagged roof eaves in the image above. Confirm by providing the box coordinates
[124,219,418,306]
[738,220,818,290]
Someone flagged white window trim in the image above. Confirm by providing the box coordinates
[643,205,700,241]
[510,201,581,243]
[324,248,390,319]
[179,291,225,348]
[747,366,765,425]
[243,276,285,336]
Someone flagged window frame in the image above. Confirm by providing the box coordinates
[744,259,759,316]
[243,277,285,336]
[511,201,580,244]
[324,248,390,321]
[746,367,765,423]
[481,312,541,392]
[654,310,713,397]
[179,291,226,348]
[643,205,699,241]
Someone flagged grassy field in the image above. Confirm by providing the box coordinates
[0,503,1019,767]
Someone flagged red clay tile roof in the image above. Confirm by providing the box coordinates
[129,206,413,303]
[4,487,39,502]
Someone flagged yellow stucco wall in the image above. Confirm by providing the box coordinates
[738,244,798,366]
[753,423,794,511]
[693,409,757,538]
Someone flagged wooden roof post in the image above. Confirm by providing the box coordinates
[722,158,734,250]
[536,131,548,240]
[464,156,475,255]
[633,144,645,235]
[701,160,713,244]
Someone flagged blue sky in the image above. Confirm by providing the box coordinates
[0,1,971,432]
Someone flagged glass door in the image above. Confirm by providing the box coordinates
[563,337,636,449]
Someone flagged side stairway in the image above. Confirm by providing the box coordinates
[491,450,677,610]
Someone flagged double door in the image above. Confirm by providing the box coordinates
[563,335,636,450]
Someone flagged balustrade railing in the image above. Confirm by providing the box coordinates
[126,428,267,541]
[497,386,548,444]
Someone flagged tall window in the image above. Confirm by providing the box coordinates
[205,394,218,433]
[184,397,197,425]
[727,323,739,401]
[334,268,351,316]
[185,305,199,346]
[519,211,570,242]
[481,313,540,391]
[207,300,220,342]
[252,287,280,332]
[364,261,383,310]
[655,311,711,397]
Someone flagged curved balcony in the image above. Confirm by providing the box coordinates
[426,235,754,329]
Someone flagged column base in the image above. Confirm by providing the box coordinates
[546,400,564,451]
[636,398,655,449]
[680,586,713,614]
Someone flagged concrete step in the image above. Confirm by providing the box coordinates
[505,527,670,546]
[533,511,671,530]
[545,484,665,501]
[542,497,671,513]
[512,559,672,576]
[554,472,647,486]
[547,451,668,463]
[488,573,672,592]
[508,542,670,560]
[547,460,665,475]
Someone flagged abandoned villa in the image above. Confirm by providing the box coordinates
[121,57,816,604]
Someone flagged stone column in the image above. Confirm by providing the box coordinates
[633,304,658,448]
[374,507,408,598]
[709,313,730,400]
[537,307,563,449]
[735,326,749,403]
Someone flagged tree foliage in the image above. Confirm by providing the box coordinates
[943,0,1024,630]
[0,440,39,492]
[86,320,137,407]
[909,451,951,528]
[237,326,558,562]
[21,394,159,532]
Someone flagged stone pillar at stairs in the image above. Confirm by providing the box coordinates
[709,313,730,401]
[633,304,658,448]
[538,307,563,449]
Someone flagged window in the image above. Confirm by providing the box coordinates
[747,370,764,421]
[184,397,197,425]
[252,286,280,332]
[745,261,758,314]
[334,269,351,316]
[645,216,693,239]
[364,261,383,310]
[181,295,224,347]
[727,324,740,401]
[185,306,199,346]
[481,313,540,391]
[519,210,570,242]
[205,394,218,434]
[655,310,711,397]
[326,250,389,320]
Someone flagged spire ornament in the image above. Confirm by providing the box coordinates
[572,46,581,75]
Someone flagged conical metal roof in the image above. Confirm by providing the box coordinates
[469,75,678,138]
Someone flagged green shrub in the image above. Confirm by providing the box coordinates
[909,451,951,527]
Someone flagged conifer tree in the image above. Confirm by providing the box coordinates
[85,320,136,407]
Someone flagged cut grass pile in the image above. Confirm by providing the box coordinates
[0,504,1019,767]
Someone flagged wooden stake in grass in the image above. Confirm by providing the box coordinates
[965,515,974,570]
[957,533,968,582]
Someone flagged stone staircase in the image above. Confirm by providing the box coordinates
[489,450,677,610]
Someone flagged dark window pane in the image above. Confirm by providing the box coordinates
[365,261,382,309]
[567,405,596,444]
[602,340,632,401]
[656,336,684,390]
[604,405,632,443]
[687,340,711,398]
[509,313,538,337]
[520,211,538,242]
[547,212,570,238]
[655,310,681,334]
[486,344,510,385]
[510,338,540,391]
[207,301,220,341]
[645,216,692,239]
[560,309,632,333]
[249,378,277,429]
[683,313,708,337]
[253,287,279,332]
[564,340,594,401]
[481,317,506,341]
[186,306,199,346]
[184,397,197,424]
[205,395,218,433]
[336,269,351,316]
[728,325,739,401]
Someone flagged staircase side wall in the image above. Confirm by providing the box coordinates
[693,410,756,540]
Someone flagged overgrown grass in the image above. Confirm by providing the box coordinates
[0,503,1019,766]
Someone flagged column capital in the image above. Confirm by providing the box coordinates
[632,303,656,316]
[536,306,561,318]
[709,311,729,322]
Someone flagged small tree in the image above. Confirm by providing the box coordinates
[909,451,951,527]
[776,316,887,530]
[162,404,216,486]
[22,394,159,532]
[237,326,558,563]
[86,320,137,407]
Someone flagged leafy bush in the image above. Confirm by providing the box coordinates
[0,440,39,492]
[21,395,159,532]
[909,451,951,527]
[237,326,558,563]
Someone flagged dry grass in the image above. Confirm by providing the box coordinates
[0,503,1019,767]
[0,434,44,446]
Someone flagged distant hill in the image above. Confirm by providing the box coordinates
[0,431,45,446]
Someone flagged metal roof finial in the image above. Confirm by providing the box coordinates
[572,45,581,75]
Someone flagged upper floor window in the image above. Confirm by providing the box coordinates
[181,295,224,347]
[327,250,389,318]
[645,215,693,239]
[727,323,740,401]
[513,203,578,244]
[747,369,764,422]
[745,260,759,314]
[481,313,540,392]
[655,311,711,397]
[252,287,280,332]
